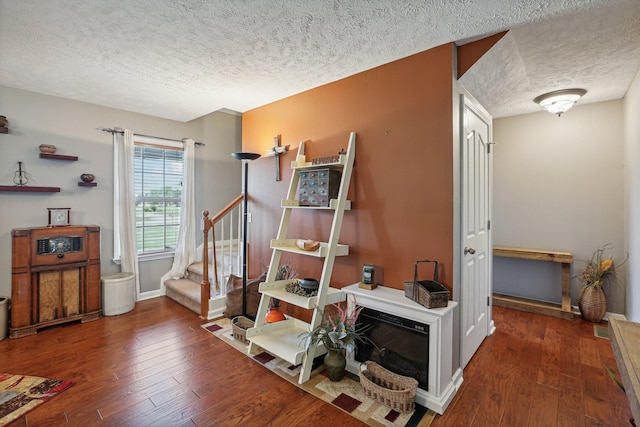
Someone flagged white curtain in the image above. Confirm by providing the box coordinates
[113,129,141,298]
[160,138,197,292]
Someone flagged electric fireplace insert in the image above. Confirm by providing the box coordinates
[355,306,429,390]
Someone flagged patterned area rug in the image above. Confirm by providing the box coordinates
[0,373,74,426]
[202,318,435,427]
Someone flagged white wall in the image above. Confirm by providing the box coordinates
[624,68,640,322]
[492,100,626,314]
[0,86,242,299]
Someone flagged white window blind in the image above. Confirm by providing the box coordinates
[134,143,184,255]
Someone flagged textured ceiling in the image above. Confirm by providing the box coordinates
[461,0,640,118]
[1,0,639,121]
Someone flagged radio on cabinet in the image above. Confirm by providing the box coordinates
[11,226,102,338]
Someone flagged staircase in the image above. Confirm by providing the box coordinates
[165,262,210,315]
[164,195,244,319]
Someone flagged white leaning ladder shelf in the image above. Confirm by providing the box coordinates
[246,131,356,384]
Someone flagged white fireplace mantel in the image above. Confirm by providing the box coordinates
[343,284,462,414]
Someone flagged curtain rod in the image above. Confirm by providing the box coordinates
[96,127,205,147]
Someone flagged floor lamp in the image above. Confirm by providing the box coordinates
[231,152,261,318]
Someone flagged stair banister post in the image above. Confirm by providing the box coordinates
[201,210,212,319]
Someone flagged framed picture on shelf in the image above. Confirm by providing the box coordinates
[47,208,70,227]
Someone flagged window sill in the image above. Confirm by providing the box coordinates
[112,251,175,264]
[139,251,175,262]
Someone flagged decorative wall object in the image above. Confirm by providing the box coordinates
[39,144,57,154]
[265,134,289,181]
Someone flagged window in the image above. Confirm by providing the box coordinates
[134,144,183,255]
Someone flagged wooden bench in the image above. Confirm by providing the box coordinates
[493,246,574,320]
[609,318,640,424]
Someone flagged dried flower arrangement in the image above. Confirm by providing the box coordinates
[579,243,627,288]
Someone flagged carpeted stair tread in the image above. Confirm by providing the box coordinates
[186,262,211,284]
[165,278,201,314]
[187,262,205,275]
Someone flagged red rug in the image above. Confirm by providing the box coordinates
[0,373,74,426]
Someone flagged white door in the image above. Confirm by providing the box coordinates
[461,95,492,368]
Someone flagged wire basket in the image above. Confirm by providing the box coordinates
[358,361,418,413]
[404,259,449,308]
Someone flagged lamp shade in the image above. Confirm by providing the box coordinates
[534,89,587,116]
[231,152,261,161]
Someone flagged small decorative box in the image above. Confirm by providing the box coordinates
[298,169,341,207]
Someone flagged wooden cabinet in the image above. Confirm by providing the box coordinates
[10,226,102,338]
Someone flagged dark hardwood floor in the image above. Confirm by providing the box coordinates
[433,306,633,427]
[0,297,632,426]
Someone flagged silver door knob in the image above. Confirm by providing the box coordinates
[464,247,476,255]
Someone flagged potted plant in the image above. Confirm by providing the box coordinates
[300,295,370,381]
[577,243,627,322]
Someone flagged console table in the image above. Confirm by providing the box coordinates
[493,245,574,320]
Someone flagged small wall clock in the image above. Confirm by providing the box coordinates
[47,208,70,227]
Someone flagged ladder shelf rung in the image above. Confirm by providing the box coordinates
[258,280,345,309]
[281,199,351,210]
[246,318,325,366]
[270,239,349,257]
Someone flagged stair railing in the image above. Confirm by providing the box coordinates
[201,194,243,318]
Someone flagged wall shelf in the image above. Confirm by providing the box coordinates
[0,185,60,192]
[78,182,97,187]
[39,153,78,161]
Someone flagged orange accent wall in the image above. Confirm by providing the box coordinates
[457,31,507,78]
[242,43,457,315]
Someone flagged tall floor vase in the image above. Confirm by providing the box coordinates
[578,284,607,322]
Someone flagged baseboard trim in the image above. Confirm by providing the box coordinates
[206,296,226,320]
[452,367,464,391]
[138,290,163,301]
[570,304,626,322]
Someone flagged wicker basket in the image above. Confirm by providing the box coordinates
[404,259,449,308]
[578,285,607,322]
[358,361,418,413]
[231,316,254,343]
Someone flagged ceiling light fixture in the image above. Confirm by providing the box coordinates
[534,88,587,117]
